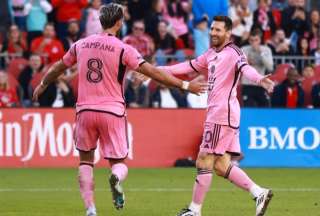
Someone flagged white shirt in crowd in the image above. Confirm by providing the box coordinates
[187,92,208,108]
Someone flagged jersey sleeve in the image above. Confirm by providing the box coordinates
[235,51,249,72]
[189,51,208,74]
[123,45,145,70]
[236,51,263,84]
[62,42,77,67]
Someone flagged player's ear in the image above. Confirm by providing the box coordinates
[115,19,123,30]
[226,30,232,39]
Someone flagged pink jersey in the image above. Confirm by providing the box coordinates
[62,33,145,116]
[161,42,263,128]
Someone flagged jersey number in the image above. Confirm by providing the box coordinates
[87,58,103,83]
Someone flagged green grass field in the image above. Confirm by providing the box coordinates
[0,168,319,216]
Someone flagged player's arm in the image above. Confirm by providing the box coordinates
[158,61,197,76]
[241,64,274,93]
[32,60,69,101]
[137,62,207,95]
[158,53,208,76]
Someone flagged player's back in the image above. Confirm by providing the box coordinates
[67,33,144,116]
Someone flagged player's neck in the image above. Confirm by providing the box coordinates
[103,28,118,36]
[215,40,232,51]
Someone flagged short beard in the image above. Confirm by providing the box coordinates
[211,39,225,48]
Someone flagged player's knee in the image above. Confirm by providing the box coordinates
[213,162,226,177]
[195,154,212,170]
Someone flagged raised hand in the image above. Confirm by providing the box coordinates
[259,74,275,93]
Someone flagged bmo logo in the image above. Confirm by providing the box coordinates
[248,127,320,150]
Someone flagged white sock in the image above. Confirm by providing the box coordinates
[87,206,96,214]
[249,184,264,198]
[189,201,202,213]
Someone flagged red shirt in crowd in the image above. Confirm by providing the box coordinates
[286,86,298,108]
[0,88,19,107]
[31,36,65,63]
[52,0,88,22]
[123,34,154,57]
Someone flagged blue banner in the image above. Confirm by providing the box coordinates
[240,108,320,167]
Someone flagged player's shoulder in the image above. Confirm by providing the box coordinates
[225,42,245,57]
[199,48,215,58]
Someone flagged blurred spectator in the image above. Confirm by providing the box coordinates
[83,0,103,37]
[62,20,80,51]
[187,92,207,108]
[241,29,273,107]
[229,0,253,46]
[187,75,207,108]
[312,39,320,65]
[154,20,185,66]
[51,0,88,39]
[119,2,131,38]
[192,0,228,22]
[312,82,320,108]
[252,0,276,43]
[30,23,65,63]
[38,78,75,107]
[271,67,304,108]
[127,0,152,24]
[163,0,190,48]
[123,20,155,57]
[267,28,294,56]
[281,0,308,51]
[2,24,28,56]
[272,0,288,10]
[11,0,27,31]
[307,9,320,51]
[0,70,19,107]
[193,15,210,57]
[24,0,53,46]
[296,37,311,56]
[150,84,188,108]
[125,71,150,107]
[144,0,165,38]
[0,1,12,42]
[295,37,311,72]
[302,65,314,78]
[18,54,43,106]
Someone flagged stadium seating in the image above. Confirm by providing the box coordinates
[314,65,320,82]
[301,77,317,107]
[7,58,28,80]
[270,63,294,85]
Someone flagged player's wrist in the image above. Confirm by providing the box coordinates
[181,81,190,90]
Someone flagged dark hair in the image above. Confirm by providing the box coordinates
[99,3,124,29]
[250,28,263,38]
[213,16,233,30]
[44,22,55,28]
[167,0,188,22]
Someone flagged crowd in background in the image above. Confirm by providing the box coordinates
[0,0,319,109]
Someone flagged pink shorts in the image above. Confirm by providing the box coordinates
[74,111,128,159]
[199,122,240,156]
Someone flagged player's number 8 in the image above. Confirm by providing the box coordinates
[87,58,103,83]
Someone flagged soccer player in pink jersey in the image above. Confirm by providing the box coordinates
[160,16,275,216]
[32,3,207,216]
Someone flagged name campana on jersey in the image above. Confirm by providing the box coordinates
[81,41,115,52]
